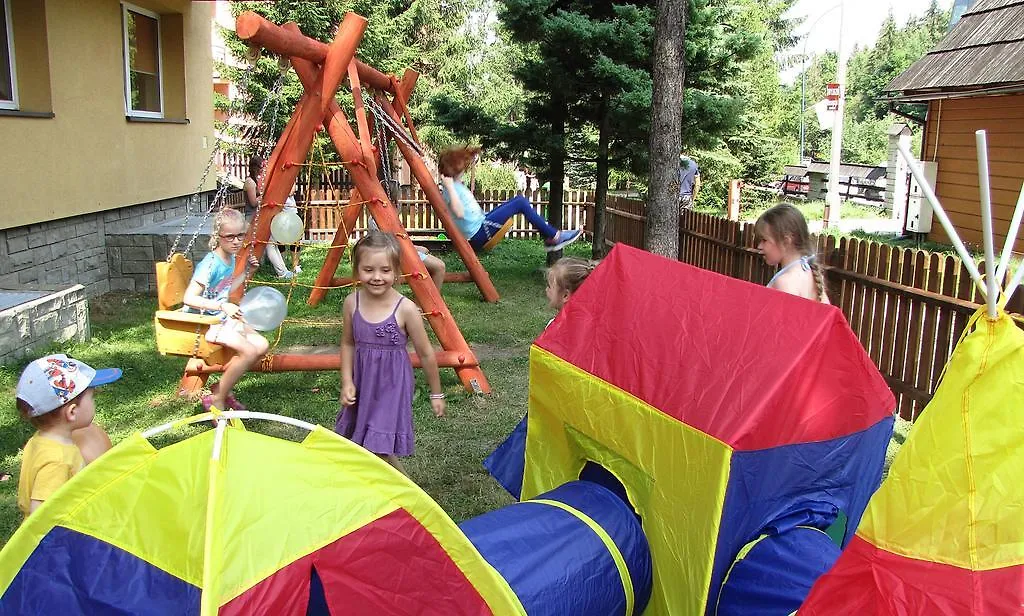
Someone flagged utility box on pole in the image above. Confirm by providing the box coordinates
[906,160,938,233]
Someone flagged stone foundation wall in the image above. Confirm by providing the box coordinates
[0,285,89,365]
[106,231,211,293]
[0,195,197,297]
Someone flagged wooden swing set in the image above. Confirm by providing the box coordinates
[155,11,512,397]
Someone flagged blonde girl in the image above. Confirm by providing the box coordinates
[546,257,600,313]
[182,208,269,412]
[755,204,830,304]
[337,232,445,474]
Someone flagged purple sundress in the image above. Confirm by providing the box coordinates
[335,292,415,456]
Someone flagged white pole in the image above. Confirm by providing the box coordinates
[1006,261,1024,303]
[996,182,1024,283]
[142,410,318,439]
[825,1,846,229]
[210,417,227,460]
[896,141,988,299]
[975,131,999,318]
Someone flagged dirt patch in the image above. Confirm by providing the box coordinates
[277,345,340,355]
[277,342,530,361]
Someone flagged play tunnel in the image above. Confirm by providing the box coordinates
[461,480,652,616]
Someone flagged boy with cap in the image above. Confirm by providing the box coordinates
[14,354,121,517]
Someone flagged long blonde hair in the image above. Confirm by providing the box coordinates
[352,231,402,274]
[754,203,827,302]
[209,208,246,251]
[548,257,599,296]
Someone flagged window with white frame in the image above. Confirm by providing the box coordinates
[121,3,162,117]
[0,0,17,109]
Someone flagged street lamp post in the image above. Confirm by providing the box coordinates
[799,2,844,164]
[824,1,846,228]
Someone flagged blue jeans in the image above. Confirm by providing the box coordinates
[469,196,558,250]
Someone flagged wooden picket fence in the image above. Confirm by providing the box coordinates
[217,150,354,195]
[601,201,1024,420]
[296,187,593,242]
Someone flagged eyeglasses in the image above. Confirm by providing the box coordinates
[219,233,246,242]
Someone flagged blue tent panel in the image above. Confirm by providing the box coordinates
[0,526,199,615]
[715,527,840,615]
[708,416,893,614]
[483,415,528,500]
[461,481,652,616]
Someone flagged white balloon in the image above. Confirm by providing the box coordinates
[270,210,304,244]
[239,286,288,331]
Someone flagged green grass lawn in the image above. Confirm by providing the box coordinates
[0,238,591,545]
[736,199,888,223]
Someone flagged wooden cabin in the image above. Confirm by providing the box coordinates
[883,0,1024,253]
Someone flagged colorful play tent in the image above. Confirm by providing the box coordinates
[800,309,1024,614]
[490,244,896,615]
[0,410,656,615]
[0,414,525,615]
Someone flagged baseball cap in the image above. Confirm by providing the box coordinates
[15,354,122,417]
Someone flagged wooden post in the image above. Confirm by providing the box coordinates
[186,351,479,374]
[727,179,742,221]
[236,11,394,91]
[177,358,211,398]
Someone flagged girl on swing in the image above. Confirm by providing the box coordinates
[182,208,269,412]
[438,146,581,253]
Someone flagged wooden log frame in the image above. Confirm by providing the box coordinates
[178,12,490,396]
[239,12,499,306]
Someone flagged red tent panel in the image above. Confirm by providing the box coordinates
[537,244,894,451]
[221,508,493,615]
[800,535,1024,615]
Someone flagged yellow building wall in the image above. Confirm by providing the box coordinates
[0,0,215,230]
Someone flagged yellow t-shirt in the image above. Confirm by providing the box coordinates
[17,433,83,517]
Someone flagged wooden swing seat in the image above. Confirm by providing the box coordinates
[154,253,231,364]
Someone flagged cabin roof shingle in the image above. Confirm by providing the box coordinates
[884,0,1024,100]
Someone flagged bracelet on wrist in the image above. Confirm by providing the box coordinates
[429,393,446,400]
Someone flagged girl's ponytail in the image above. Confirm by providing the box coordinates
[809,259,827,303]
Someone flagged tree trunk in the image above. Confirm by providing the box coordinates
[645,0,686,259]
[547,95,567,265]
[593,93,610,259]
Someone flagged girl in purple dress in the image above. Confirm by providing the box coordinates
[336,232,446,474]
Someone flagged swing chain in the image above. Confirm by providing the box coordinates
[168,58,287,260]
[365,96,423,159]
[168,62,253,259]
[376,115,395,201]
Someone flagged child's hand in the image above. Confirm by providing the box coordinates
[221,302,242,319]
[430,398,446,418]
[341,383,357,407]
[248,253,259,268]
